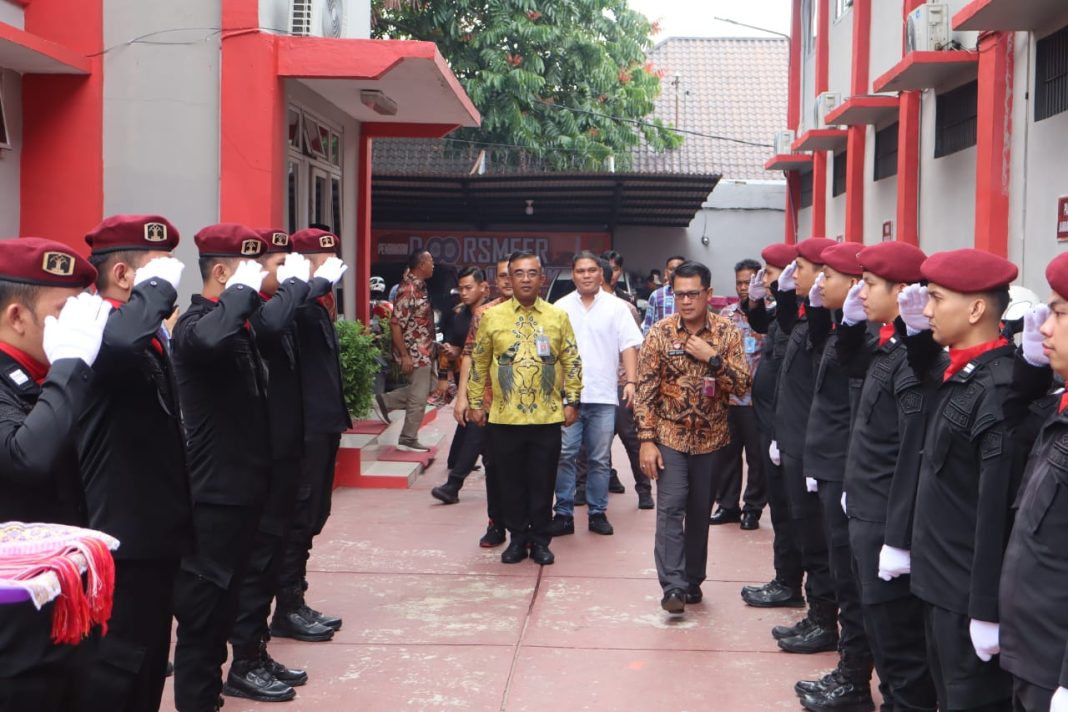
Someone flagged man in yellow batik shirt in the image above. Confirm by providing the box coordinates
[468,250,582,567]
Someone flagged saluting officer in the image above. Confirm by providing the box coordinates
[76,215,193,712]
[225,230,332,701]
[741,243,806,609]
[0,239,109,711]
[270,228,348,641]
[903,250,1051,712]
[999,252,1068,712]
[170,225,272,712]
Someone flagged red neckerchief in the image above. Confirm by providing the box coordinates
[104,297,163,355]
[318,292,337,321]
[1059,392,1068,414]
[798,303,806,318]
[944,337,1009,382]
[0,342,49,384]
[258,291,270,301]
[879,323,896,347]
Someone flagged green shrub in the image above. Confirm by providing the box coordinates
[336,319,381,420]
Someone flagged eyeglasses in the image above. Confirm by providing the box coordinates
[674,290,706,302]
[511,270,542,280]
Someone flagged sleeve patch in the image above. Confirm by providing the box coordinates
[980,430,1004,460]
[899,390,924,415]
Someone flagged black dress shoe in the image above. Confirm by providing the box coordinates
[269,609,335,642]
[772,616,815,640]
[547,514,575,537]
[501,541,529,564]
[709,507,742,525]
[574,488,587,506]
[795,668,843,698]
[660,589,686,614]
[608,470,626,494]
[530,543,555,565]
[223,662,296,702]
[480,521,506,548]
[588,513,614,535]
[778,624,839,654]
[740,511,760,530]
[262,653,308,687]
[742,580,806,608]
[431,478,462,504]
[801,680,875,712]
[300,603,342,631]
[741,579,776,595]
[685,587,703,604]
[638,492,655,510]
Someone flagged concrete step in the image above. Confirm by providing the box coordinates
[348,460,422,489]
[336,405,449,490]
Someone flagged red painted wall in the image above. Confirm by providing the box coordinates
[973,32,1013,258]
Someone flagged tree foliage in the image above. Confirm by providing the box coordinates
[373,0,683,169]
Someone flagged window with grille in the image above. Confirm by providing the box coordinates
[1036,24,1068,122]
[874,123,899,181]
[0,81,10,150]
[935,81,978,158]
[832,151,847,197]
[799,170,814,209]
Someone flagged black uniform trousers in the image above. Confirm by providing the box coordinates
[762,431,803,593]
[447,422,486,481]
[1012,678,1054,712]
[924,603,1012,711]
[230,458,301,654]
[0,601,86,712]
[488,423,561,546]
[716,405,767,514]
[446,422,468,471]
[481,428,504,526]
[173,502,262,712]
[79,557,179,712]
[849,519,936,712]
[781,451,836,621]
[816,480,871,677]
[277,433,341,591]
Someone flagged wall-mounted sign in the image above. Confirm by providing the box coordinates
[1058,197,1068,242]
[882,220,894,242]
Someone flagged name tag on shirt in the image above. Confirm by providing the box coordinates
[744,336,758,354]
[535,333,551,358]
[668,342,686,357]
[702,377,717,397]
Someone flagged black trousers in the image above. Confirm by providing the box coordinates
[716,405,767,514]
[230,458,301,653]
[0,600,85,712]
[446,422,467,471]
[848,519,936,712]
[781,451,836,622]
[78,557,179,712]
[277,433,341,591]
[1012,677,1054,712]
[924,603,1012,711]
[448,422,486,481]
[817,480,871,676]
[173,503,261,712]
[482,428,504,525]
[762,431,803,592]
[488,423,561,546]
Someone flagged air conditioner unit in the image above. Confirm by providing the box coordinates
[906,3,950,53]
[290,0,369,39]
[773,131,796,156]
[814,92,842,129]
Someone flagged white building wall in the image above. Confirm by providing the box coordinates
[0,0,24,28]
[827,10,852,101]
[0,69,20,237]
[828,185,846,240]
[869,2,902,87]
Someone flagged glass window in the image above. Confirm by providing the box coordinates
[286,160,299,234]
[874,123,899,181]
[331,176,342,236]
[832,151,847,197]
[1036,24,1068,123]
[330,133,341,166]
[935,81,978,158]
[799,170,814,209]
[304,117,328,160]
[287,108,301,150]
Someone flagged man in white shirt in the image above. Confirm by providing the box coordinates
[550,252,643,536]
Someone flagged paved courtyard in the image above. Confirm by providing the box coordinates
[163,433,845,711]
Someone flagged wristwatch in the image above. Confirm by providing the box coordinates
[706,354,723,372]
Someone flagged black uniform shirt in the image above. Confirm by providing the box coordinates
[804,307,859,481]
[295,293,352,437]
[77,280,193,560]
[773,288,816,457]
[743,296,787,436]
[172,287,271,506]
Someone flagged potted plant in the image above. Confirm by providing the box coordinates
[335,318,382,421]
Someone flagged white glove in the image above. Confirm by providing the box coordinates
[276,252,311,284]
[778,261,798,292]
[748,268,768,302]
[808,273,826,308]
[842,283,866,326]
[1022,304,1051,367]
[133,256,184,290]
[769,440,781,466]
[225,260,268,292]
[805,477,818,493]
[43,293,112,367]
[877,545,911,581]
[1050,687,1068,712]
[841,491,848,515]
[314,256,348,285]
[969,619,1000,662]
[898,284,931,336]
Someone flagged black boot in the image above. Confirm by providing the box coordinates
[270,587,335,642]
[743,580,805,608]
[772,615,815,640]
[795,668,845,698]
[608,470,626,494]
[260,640,308,687]
[801,678,875,712]
[778,622,839,654]
[223,656,296,702]
[431,476,463,504]
[298,597,343,631]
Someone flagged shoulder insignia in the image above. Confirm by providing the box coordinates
[980,430,1003,460]
[899,390,924,415]
[6,368,28,387]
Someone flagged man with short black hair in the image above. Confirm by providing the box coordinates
[642,255,686,335]
[636,260,751,614]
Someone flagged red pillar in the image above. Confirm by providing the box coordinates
[844,0,871,243]
[784,0,804,245]
[811,0,831,238]
[896,0,926,246]
[20,0,104,250]
[974,32,1013,257]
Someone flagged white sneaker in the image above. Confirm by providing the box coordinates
[396,441,431,453]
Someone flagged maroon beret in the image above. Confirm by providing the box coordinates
[194,224,266,258]
[797,238,840,264]
[1047,253,1068,299]
[921,249,1018,293]
[291,228,340,256]
[761,243,798,269]
[256,228,291,254]
[0,237,96,288]
[857,242,927,283]
[820,242,864,276]
[85,215,180,255]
